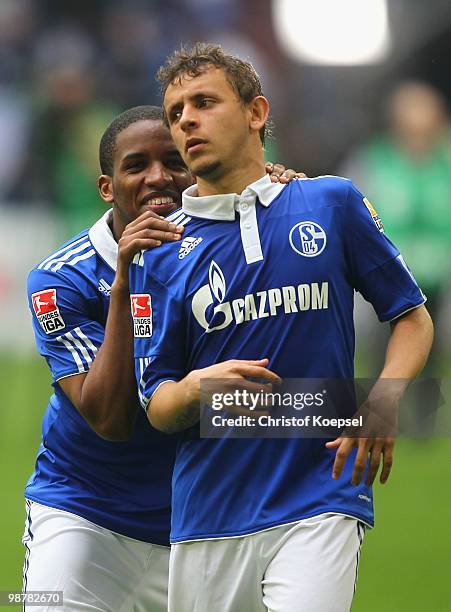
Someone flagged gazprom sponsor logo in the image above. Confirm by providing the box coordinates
[192,260,328,333]
[289,221,327,257]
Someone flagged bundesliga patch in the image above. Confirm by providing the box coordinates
[131,294,152,337]
[363,197,384,233]
[32,289,66,334]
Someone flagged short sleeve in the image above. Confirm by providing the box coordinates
[343,182,426,321]
[28,268,105,380]
[130,256,186,410]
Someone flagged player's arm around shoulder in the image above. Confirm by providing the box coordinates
[60,212,184,441]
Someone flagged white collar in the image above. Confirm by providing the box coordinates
[88,209,118,271]
[181,174,286,221]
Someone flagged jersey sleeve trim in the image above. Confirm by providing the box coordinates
[388,298,427,323]
[137,352,176,410]
[149,379,176,402]
[55,370,88,383]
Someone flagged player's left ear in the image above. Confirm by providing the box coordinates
[98,174,114,204]
[248,96,270,135]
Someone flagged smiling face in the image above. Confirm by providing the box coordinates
[164,67,268,190]
[98,119,193,239]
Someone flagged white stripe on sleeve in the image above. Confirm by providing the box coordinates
[52,249,96,272]
[65,331,93,365]
[44,241,91,271]
[57,336,85,373]
[73,327,99,357]
[38,236,88,269]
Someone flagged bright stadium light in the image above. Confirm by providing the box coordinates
[272,0,390,65]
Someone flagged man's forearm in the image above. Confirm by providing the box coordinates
[380,305,433,381]
[148,377,199,434]
[147,358,280,433]
[78,282,138,439]
[326,305,433,485]
[368,304,434,404]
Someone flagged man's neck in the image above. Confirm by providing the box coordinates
[196,159,267,197]
[110,211,123,244]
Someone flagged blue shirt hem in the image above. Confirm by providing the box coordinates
[170,507,374,543]
[24,495,170,547]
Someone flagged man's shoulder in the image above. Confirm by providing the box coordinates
[294,175,352,198]
[282,175,357,215]
[32,229,91,272]
[28,227,102,293]
[131,217,215,296]
[139,212,209,268]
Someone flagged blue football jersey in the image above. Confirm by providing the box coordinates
[26,210,176,545]
[131,175,425,543]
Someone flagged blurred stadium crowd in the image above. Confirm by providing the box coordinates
[0,0,451,368]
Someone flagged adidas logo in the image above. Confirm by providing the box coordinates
[178,236,203,259]
[98,278,111,296]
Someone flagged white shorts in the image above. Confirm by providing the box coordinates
[168,513,365,612]
[22,500,169,612]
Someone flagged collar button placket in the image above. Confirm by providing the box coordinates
[238,193,263,265]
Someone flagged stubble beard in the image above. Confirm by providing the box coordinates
[190,158,223,180]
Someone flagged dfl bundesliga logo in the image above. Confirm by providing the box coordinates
[289,221,327,257]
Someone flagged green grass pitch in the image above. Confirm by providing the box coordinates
[0,355,449,610]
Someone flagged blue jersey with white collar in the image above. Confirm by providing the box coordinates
[131,175,425,543]
[26,210,176,545]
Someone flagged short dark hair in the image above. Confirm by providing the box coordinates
[99,105,164,175]
[157,43,269,145]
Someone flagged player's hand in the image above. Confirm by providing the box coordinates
[119,210,184,264]
[265,161,307,183]
[185,358,282,415]
[325,389,399,486]
[113,211,184,290]
[325,436,395,486]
